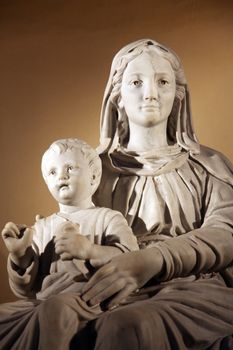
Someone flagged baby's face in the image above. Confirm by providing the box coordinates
[43,149,94,206]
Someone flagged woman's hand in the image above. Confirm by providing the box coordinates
[82,248,164,309]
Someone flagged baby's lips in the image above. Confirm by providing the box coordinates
[58,182,69,189]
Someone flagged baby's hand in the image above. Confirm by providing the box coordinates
[54,222,92,261]
[1,222,34,258]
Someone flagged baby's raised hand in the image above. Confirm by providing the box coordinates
[1,222,34,261]
[54,222,92,261]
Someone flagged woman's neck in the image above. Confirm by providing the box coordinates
[126,120,168,153]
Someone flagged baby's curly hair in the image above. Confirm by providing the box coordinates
[41,138,102,192]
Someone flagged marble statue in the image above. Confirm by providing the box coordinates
[81,39,233,349]
[1,39,233,350]
[0,138,138,350]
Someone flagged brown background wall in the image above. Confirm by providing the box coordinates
[0,0,232,302]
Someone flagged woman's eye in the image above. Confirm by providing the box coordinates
[131,80,142,87]
[67,166,73,172]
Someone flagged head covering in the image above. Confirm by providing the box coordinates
[97,39,233,185]
[98,39,199,155]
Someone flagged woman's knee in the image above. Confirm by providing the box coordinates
[38,293,79,327]
[95,305,164,349]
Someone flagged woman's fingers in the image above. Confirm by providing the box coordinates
[82,263,116,294]
[108,284,136,309]
[83,276,126,306]
[82,272,119,303]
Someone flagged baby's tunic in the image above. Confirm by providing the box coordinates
[7,207,138,300]
[0,207,138,350]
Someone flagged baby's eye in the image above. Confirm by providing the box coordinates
[49,169,56,176]
[159,79,169,86]
[67,166,73,172]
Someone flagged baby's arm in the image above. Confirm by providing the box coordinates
[2,222,34,269]
[54,222,121,264]
[54,209,138,267]
[2,221,40,298]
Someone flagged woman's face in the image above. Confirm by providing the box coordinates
[120,51,176,128]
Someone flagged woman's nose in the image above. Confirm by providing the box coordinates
[144,81,158,101]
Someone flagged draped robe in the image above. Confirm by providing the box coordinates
[91,145,233,349]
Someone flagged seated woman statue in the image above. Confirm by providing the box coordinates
[80,39,233,349]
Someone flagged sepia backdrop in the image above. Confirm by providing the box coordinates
[0,0,233,302]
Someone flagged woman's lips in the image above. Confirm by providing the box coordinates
[141,104,159,109]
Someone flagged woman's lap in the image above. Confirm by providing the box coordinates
[0,293,100,350]
[88,276,233,350]
[1,277,233,349]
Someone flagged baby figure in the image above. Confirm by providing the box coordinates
[1,138,138,350]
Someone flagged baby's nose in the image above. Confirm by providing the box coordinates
[58,171,69,180]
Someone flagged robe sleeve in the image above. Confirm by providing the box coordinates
[7,254,39,298]
[154,174,233,281]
